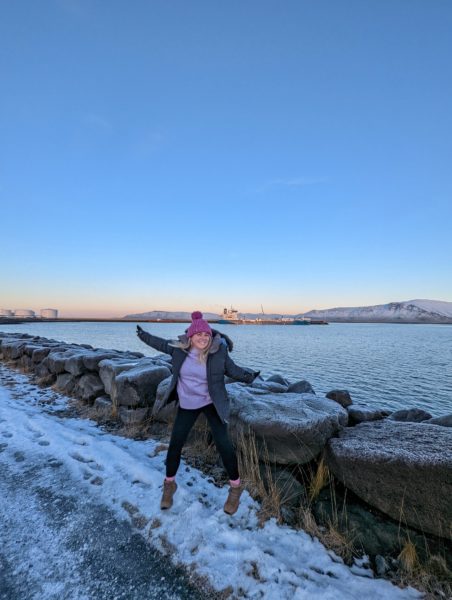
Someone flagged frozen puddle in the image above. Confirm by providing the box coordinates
[0,365,421,599]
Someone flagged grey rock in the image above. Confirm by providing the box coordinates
[36,373,56,387]
[54,373,79,395]
[94,396,113,418]
[98,358,140,395]
[259,465,306,511]
[228,386,348,464]
[326,390,352,408]
[313,487,404,557]
[119,406,149,425]
[23,344,43,357]
[1,340,27,360]
[43,350,80,374]
[32,347,52,363]
[389,408,432,422]
[251,380,288,393]
[74,373,105,403]
[152,376,175,422]
[425,414,452,427]
[347,405,391,425]
[34,363,51,379]
[375,555,390,577]
[153,359,174,371]
[65,353,90,376]
[288,380,315,394]
[326,420,452,539]
[19,354,33,371]
[312,485,451,567]
[266,374,290,387]
[82,351,121,371]
[111,364,171,408]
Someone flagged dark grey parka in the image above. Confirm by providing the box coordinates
[137,328,257,423]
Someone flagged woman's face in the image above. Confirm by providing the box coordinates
[190,332,211,351]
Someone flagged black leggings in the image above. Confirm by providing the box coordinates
[165,404,239,480]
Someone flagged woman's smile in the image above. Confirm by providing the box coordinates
[191,332,211,350]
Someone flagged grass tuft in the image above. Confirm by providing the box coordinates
[398,540,419,574]
[308,457,329,501]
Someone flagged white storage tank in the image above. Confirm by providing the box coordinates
[0,309,14,317]
[14,309,35,318]
[41,308,58,319]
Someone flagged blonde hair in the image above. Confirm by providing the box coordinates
[170,335,212,364]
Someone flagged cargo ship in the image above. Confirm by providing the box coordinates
[217,308,327,325]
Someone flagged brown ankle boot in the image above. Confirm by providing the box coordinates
[223,484,243,515]
[161,480,177,509]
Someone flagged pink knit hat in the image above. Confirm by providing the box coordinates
[186,311,212,337]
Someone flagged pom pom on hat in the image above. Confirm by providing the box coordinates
[187,310,212,337]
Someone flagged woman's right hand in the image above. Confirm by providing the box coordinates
[136,325,145,339]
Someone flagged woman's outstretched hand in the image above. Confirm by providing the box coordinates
[136,325,145,340]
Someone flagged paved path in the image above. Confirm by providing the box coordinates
[0,449,205,600]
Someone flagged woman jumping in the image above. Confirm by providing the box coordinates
[137,311,259,515]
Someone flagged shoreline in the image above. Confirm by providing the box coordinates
[1,318,451,325]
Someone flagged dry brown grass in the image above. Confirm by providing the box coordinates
[298,503,356,563]
[308,457,330,502]
[396,545,452,599]
[398,540,419,574]
[235,427,284,524]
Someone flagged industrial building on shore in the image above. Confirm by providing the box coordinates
[0,308,58,319]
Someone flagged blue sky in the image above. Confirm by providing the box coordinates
[1,0,451,317]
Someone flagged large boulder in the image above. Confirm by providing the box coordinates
[19,354,33,371]
[23,343,44,357]
[288,380,315,394]
[54,373,79,395]
[32,346,52,363]
[119,407,149,426]
[426,414,452,427]
[326,390,352,408]
[326,420,452,540]
[94,396,114,419]
[98,358,141,395]
[228,385,348,464]
[111,363,171,408]
[389,408,432,422]
[250,380,288,393]
[347,405,391,425]
[152,376,176,422]
[266,374,290,387]
[74,373,105,403]
[43,349,81,374]
[65,352,90,376]
[82,351,121,371]
[1,339,27,360]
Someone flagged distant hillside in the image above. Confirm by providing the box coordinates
[123,310,220,321]
[302,299,452,323]
[124,300,452,324]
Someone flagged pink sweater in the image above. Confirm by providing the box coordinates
[177,349,213,409]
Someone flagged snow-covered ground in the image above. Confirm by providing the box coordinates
[0,365,421,599]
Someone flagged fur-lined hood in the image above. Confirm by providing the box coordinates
[177,328,234,353]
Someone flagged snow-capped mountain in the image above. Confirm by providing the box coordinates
[302,299,452,323]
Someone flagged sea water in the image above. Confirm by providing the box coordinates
[1,321,451,416]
